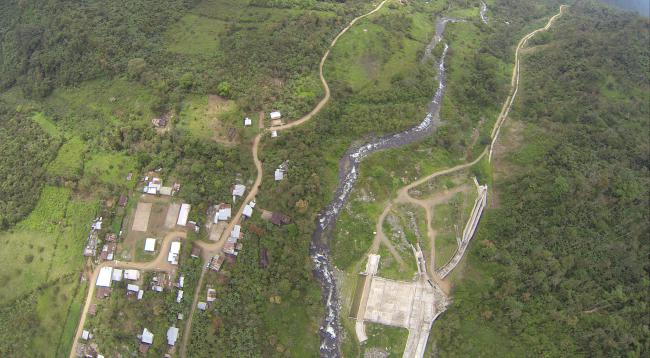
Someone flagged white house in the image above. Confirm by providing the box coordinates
[232,184,245,197]
[167,327,179,346]
[137,290,144,300]
[176,290,184,303]
[242,204,253,218]
[178,275,185,288]
[177,203,191,226]
[168,241,181,265]
[127,284,139,292]
[275,169,284,181]
[81,330,91,340]
[213,204,232,223]
[96,267,113,287]
[124,269,140,281]
[270,111,281,120]
[244,117,252,126]
[111,268,123,282]
[144,238,156,252]
[141,328,154,344]
[271,130,278,138]
[231,225,241,239]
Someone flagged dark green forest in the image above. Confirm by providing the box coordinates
[0,105,59,228]
[600,0,649,14]
[0,0,648,356]
[432,2,649,356]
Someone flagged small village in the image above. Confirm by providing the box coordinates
[73,111,293,357]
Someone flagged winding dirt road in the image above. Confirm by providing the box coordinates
[71,3,565,357]
[367,4,566,289]
[490,4,567,161]
[179,2,390,356]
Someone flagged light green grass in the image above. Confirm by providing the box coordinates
[363,323,409,356]
[31,111,62,139]
[166,14,226,55]
[0,187,97,303]
[262,289,322,357]
[18,186,70,233]
[432,189,477,270]
[376,244,416,282]
[83,151,137,187]
[0,274,85,356]
[44,78,156,136]
[48,136,86,180]
[177,94,244,142]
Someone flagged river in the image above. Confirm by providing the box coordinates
[309,18,459,357]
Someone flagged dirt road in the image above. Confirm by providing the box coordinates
[365,3,566,292]
[179,2,391,356]
[271,0,389,132]
[490,5,567,161]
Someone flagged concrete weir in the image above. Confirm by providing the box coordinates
[353,252,449,358]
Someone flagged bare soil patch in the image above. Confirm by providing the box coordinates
[165,203,181,228]
[132,202,152,232]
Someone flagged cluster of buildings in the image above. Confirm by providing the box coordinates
[83,217,103,257]
[142,176,180,196]
[88,265,184,355]
[242,111,282,127]
[136,325,179,354]
[95,267,141,300]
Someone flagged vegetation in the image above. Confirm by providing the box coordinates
[0,187,97,355]
[432,2,649,356]
[0,0,647,357]
[0,108,60,228]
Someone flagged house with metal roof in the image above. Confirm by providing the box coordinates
[144,238,156,252]
[96,267,113,287]
[167,327,179,346]
[124,269,140,280]
[141,328,154,344]
[168,241,181,265]
[177,203,191,226]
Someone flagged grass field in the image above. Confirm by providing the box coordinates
[0,185,97,356]
[431,189,477,269]
[48,136,86,181]
[166,14,226,55]
[32,111,63,139]
[0,274,87,356]
[376,244,416,282]
[176,94,245,143]
[83,151,137,187]
[363,323,409,356]
[1,186,98,302]
[44,78,156,137]
[326,3,437,93]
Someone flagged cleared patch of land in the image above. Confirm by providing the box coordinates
[131,202,152,232]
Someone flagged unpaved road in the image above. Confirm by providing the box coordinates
[270,0,389,132]
[179,2,390,356]
[490,4,567,161]
[355,6,566,357]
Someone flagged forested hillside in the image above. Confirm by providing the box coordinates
[0,104,59,228]
[432,2,649,356]
[601,0,650,14]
